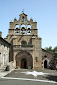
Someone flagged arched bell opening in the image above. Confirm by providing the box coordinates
[21,24,26,34]
[27,25,31,34]
[15,24,19,34]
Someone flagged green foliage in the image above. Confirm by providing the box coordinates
[44,46,53,52]
[53,46,57,53]
[44,46,57,58]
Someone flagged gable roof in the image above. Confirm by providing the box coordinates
[0,37,11,46]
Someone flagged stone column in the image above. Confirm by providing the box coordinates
[19,24,21,35]
[33,51,35,69]
[26,25,27,34]
[13,52,16,68]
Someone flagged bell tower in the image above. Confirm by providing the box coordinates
[8,12,38,37]
[4,12,42,69]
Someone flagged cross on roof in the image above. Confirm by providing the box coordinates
[22,9,24,13]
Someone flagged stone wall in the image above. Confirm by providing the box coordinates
[0,39,10,69]
[42,49,54,68]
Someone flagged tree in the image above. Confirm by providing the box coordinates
[53,46,57,58]
[44,46,52,52]
[44,46,57,58]
[53,46,57,53]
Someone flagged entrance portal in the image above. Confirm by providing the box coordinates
[21,59,27,69]
[16,51,33,69]
[44,60,47,68]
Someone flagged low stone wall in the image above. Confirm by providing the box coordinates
[9,61,15,71]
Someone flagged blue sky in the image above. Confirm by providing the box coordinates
[0,0,57,49]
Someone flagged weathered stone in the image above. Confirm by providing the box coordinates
[0,37,10,70]
[4,12,54,69]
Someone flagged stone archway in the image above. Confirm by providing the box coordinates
[15,51,33,69]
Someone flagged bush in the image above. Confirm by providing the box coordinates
[49,63,56,70]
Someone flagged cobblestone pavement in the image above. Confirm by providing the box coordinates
[5,69,57,83]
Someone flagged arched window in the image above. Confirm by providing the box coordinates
[21,40,27,45]
[44,55,47,58]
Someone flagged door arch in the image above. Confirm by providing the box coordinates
[15,51,33,69]
[44,60,47,68]
[21,59,27,69]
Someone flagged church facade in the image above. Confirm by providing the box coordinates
[4,12,54,69]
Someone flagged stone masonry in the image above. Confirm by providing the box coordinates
[4,12,42,69]
[0,34,10,69]
[4,12,54,69]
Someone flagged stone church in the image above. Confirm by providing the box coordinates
[4,12,54,69]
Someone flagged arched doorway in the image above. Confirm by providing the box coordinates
[15,51,33,69]
[21,59,27,69]
[44,60,47,68]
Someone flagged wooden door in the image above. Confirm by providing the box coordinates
[21,59,27,69]
[21,60,24,68]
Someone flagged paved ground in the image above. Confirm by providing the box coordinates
[0,69,57,85]
[0,78,57,85]
[5,69,57,83]
[0,79,57,85]
[0,71,9,77]
[0,69,14,77]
